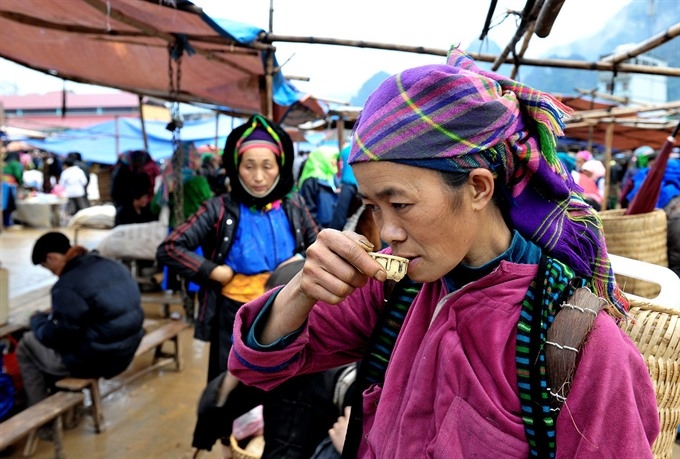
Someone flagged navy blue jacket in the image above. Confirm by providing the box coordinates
[31,249,144,379]
[299,177,340,229]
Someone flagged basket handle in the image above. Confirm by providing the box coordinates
[610,254,680,309]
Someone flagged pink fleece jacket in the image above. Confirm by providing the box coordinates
[229,260,659,458]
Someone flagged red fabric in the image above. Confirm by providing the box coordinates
[626,134,676,215]
[1,336,23,392]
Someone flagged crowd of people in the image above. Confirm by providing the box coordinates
[5,46,680,459]
[2,150,90,227]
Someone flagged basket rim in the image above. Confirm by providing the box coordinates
[599,208,666,217]
[230,434,261,459]
[627,297,680,317]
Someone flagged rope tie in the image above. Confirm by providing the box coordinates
[545,341,579,353]
[560,302,599,316]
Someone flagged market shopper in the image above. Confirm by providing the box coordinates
[114,172,157,226]
[17,232,144,409]
[228,47,659,458]
[156,115,318,456]
[58,157,89,216]
[298,146,341,229]
[152,141,213,309]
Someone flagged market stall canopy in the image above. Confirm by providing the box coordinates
[0,0,325,121]
[560,96,680,151]
[24,117,237,164]
[0,125,47,141]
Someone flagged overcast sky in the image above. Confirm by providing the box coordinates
[0,0,635,102]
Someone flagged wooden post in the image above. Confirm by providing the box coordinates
[264,51,274,119]
[214,111,219,149]
[138,95,149,151]
[602,122,615,210]
[115,115,120,157]
[337,115,345,152]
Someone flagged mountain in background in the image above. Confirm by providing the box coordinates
[350,71,390,106]
[350,1,679,105]
[522,0,680,101]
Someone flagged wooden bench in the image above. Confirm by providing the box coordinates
[0,390,85,459]
[140,291,185,318]
[55,319,190,433]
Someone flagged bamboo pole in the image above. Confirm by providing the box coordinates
[337,115,345,152]
[264,50,274,119]
[511,22,536,79]
[534,0,567,38]
[492,0,544,71]
[565,118,677,129]
[114,115,120,157]
[138,95,149,151]
[264,34,680,77]
[214,111,219,149]
[600,23,680,64]
[602,122,615,210]
[566,101,680,122]
[479,0,498,40]
[574,88,629,104]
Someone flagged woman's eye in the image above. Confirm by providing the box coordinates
[391,203,408,210]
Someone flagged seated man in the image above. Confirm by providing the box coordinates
[17,232,144,410]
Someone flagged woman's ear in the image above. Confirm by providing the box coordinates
[467,169,495,211]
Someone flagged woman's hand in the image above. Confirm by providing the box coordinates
[299,229,387,305]
[259,229,386,345]
[209,264,234,286]
[330,406,352,454]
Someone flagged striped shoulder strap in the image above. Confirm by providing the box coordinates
[516,255,584,458]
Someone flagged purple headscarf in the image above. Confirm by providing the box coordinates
[350,46,627,316]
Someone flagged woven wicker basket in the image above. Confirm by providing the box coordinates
[619,298,680,459]
[600,209,668,298]
[230,434,264,459]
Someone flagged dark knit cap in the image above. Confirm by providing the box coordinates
[31,232,71,265]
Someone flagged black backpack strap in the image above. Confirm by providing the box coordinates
[342,277,422,458]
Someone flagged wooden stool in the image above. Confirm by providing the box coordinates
[55,377,105,433]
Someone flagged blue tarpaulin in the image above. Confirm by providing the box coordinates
[25,117,241,164]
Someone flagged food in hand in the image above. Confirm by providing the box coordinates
[369,253,409,281]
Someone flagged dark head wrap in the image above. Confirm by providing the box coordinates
[223,114,294,209]
[350,46,627,316]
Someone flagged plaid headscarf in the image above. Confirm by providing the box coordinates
[350,46,627,316]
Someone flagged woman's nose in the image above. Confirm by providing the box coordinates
[379,217,406,246]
